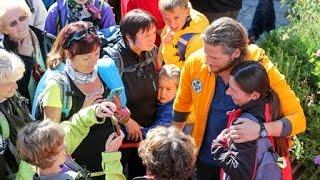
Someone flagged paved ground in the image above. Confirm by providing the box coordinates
[237,0,290,30]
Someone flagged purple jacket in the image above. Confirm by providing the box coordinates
[44,0,116,35]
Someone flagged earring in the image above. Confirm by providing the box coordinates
[128,40,133,47]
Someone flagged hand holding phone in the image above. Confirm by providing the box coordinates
[105,130,125,153]
[111,116,121,136]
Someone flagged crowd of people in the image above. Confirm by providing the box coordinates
[0,0,306,179]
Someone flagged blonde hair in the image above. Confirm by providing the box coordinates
[0,0,32,33]
[158,0,189,11]
[159,64,181,87]
[0,49,25,84]
[138,126,197,180]
[16,119,65,169]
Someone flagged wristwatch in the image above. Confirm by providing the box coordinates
[259,123,268,138]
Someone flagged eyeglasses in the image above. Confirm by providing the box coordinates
[63,26,96,48]
[6,15,28,28]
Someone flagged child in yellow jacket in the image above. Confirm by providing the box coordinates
[158,0,209,68]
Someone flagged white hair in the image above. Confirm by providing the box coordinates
[0,49,25,83]
[0,0,32,33]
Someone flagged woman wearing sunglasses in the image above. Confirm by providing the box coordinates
[0,0,55,105]
[41,21,128,179]
[0,49,122,179]
[102,9,158,179]
[44,0,116,36]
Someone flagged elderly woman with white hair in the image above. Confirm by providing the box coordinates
[0,49,34,178]
[0,0,55,104]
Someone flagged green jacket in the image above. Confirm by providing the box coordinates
[16,107,126,180]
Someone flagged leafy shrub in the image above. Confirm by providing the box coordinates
[257,0,320,178]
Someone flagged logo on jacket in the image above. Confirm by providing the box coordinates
[192,79,202,93]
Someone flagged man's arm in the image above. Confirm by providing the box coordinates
[172,120,186,130]
[254,45,306,136]
[232,45,307,143]
[230,118,284,143]
[172,55,194,128]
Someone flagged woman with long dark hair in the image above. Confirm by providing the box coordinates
[211,61,290,180]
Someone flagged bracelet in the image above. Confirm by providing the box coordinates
[117,108,130,125]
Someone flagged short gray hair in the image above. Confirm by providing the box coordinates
[158,0,189,11]
[202,17,248,59]
[0,49,25,83]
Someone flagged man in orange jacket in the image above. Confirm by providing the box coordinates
[172,17,306,180]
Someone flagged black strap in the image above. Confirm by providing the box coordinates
[64,155,91,179]
[0,95,35,142]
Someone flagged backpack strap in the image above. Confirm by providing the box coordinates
[103,46,125,77]
[0,112,9,140]
[121,47,157,73]
[64,155,91,179]
[176,33,198,61]
[121,56,154,73]
[48,73,72,119]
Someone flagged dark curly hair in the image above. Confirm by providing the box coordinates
[138,126,197,180]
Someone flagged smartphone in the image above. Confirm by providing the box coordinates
[106,87,124,101]
[111,116,121,136]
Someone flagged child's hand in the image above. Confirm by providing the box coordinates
[94,101,116,118]
[105,131,125,152]
[163,29,175,44]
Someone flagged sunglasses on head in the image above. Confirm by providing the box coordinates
[6,15,28,28]
[63,26,96,48]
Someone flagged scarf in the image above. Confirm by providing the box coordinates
[67,0,101,26]
[64,60,98,84]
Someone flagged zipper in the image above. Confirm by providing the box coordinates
[197,73,216,147]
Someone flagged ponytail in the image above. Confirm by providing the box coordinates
[268,89,289,157]
[268,89,281,121]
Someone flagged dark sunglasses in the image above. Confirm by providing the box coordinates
[63,26,96,48]
[7,15,28,28]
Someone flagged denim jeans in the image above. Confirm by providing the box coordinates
[248,0,276,40]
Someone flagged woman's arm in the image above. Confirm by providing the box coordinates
[42,79,63,122]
